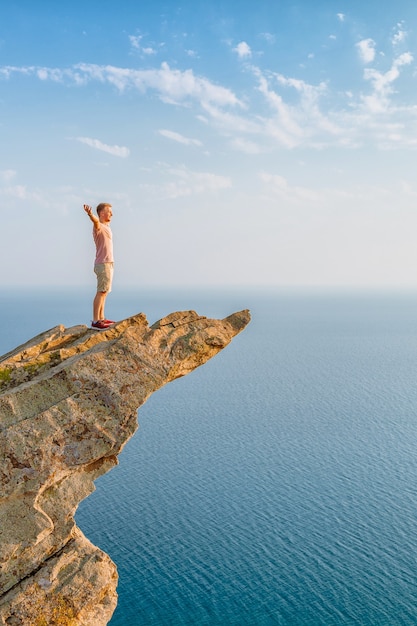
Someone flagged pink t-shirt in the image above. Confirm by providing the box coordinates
[93,223,114,264]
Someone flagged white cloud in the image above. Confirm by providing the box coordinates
[337,13,345,22]
[139,163,232,200]
[260,33,276,44]
[5,185,26,198]
[0,65,34,79]
[142,47,156,55]
[255,74,303,146]
[230,138,263,154]
[0,169,17,182]
[166,168,232,198]
[37,67,69,82]
[76,137,130,158]
[255,70,340,147]
[121,62,241,107]
[234,41,252,59]
[0,185,36,200]
[2,41,417,154]
[242,55,417,150]
[259,172,319,203]
[129,35,142,49]
[159,129,202,146]
[129,34,156,55]
[361,52,413,113]
[392,23,407,46]
[200,102,263,137]
[356,38,376,64]
[3,62,243,110]
[141,165,232,199]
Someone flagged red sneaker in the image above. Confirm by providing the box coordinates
[103,319,115,325]
[91,320,111,330]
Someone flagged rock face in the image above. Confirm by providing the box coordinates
[0,309,250,625]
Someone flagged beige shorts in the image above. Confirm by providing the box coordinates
[94,263,114,293]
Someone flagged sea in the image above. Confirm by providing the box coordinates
[2,287,417,625]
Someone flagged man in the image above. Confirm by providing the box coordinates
[83,202,115,329]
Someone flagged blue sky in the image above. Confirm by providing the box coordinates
[2,0,417,288]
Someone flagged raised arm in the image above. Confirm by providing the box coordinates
[83,204,100,230]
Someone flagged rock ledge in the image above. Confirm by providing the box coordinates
[0,309,250,625]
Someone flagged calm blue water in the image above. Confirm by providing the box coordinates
[2,288,417,625]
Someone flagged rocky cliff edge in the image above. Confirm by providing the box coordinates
[0,308,250,625]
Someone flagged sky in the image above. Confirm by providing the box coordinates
[2,0,417,289]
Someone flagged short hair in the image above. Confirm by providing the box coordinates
[96,202,112,215]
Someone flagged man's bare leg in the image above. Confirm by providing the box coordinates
[93,291,107,322]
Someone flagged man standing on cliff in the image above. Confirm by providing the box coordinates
[83,203,115,330]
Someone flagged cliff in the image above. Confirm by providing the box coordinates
[0,308,250,625]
